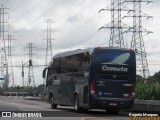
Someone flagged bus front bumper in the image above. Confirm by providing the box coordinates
[90,95,134,109]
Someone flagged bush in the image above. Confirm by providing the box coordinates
[135,82,160,100]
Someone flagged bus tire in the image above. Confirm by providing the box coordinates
[74,95,82,112]
[51,96,57,109]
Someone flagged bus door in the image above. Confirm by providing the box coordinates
[58,56,75,105]
[45,67,61,104]
[58,73,74,105]
[51,74,61,104]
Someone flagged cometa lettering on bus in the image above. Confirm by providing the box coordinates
[102,65,128,72]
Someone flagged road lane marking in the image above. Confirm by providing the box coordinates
[0,100,53,111]
[80,117,106,120]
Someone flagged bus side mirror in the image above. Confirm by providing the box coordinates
[43,67,49,78]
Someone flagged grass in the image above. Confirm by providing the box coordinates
[135,82,160,100]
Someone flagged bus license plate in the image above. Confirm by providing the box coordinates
[109,102,117,106]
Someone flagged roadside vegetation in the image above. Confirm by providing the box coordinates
[0,84,46,96]
[135,71,160,100]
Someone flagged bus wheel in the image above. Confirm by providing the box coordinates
[51,96,57,109]
[74,95,82,112]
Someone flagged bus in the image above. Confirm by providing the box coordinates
[42,47,136,114]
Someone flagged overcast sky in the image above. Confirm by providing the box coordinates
[0,0,159,87]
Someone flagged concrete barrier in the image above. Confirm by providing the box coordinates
[132,99,160,112]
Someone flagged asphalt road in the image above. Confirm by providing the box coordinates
[0,96,130,120]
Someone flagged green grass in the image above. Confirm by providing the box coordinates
[135,82,160,100]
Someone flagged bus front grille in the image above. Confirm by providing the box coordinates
[99,74,128,80]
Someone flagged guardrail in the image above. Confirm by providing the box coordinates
[3,92,29,97]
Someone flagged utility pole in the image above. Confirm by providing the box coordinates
[22,61,24,87]
[0,4,9,89]
[123,0,152,79]
[99,0,130,48]
[25,43,37,88]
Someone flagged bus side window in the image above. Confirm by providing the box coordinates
[78,53,90,72]
[53,58,61,74]
[69,53,90,77]
[60,56,74,73]
[71,55,79,72]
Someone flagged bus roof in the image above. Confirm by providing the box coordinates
[52,47,132,59]
[53,48,94,59]
[49,47,133,67]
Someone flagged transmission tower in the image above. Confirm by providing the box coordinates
[44,19,55,66]
[0,56,4,88]
[43,19,55,85]
[25,43,37,88]
[5,35,16,86]
[99,0,130,48]
[0,4,9,39]
[124,0,152,79]
[0,4,9,88]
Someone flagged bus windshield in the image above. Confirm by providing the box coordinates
[94,49,131,65]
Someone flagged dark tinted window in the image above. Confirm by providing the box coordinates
[78,53,91,72]
[94,49,131,65]
[46,67,55,86]
[61,56,74,73]
[53,58,60,73]
[59,52,91,73]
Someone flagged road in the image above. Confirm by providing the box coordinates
[0,96,130,120]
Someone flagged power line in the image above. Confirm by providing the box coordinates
[58,14,98,42]
[10,0,26,12]
[12,0,64,35]
[62,30,104,50]
[12,0,45,24]
[56,0,97,42]
[56,0,87,21]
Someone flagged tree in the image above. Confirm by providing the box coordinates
[16,86,20,90]
[136,75,143,83]
[152,71,160,83]
[37,84,45,92]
